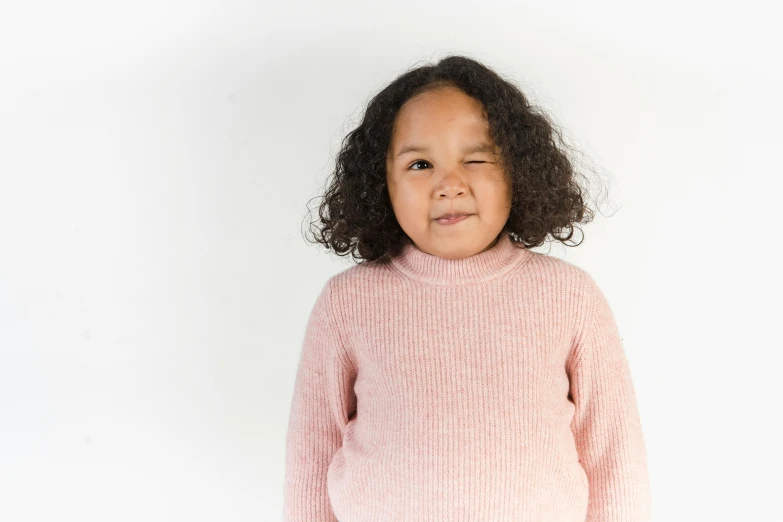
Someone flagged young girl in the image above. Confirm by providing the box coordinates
[283,55,651,522]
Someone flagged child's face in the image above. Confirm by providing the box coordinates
[385,85,513,259]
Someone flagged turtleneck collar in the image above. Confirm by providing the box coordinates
[389,231,532,285]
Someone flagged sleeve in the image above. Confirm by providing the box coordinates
[283,276,357,522]
[566,274,652,522]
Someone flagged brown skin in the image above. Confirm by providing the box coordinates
[385,85,513,260]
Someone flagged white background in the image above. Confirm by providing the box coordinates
[1,1,780,520]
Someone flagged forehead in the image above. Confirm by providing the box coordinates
[396,87,487,126]
[390,88,491,148]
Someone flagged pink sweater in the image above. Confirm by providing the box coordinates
[283,232,651,521]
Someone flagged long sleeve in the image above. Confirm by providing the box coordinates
[566,275,652,522]
[283,277,357,522]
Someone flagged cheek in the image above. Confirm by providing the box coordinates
[481,171,509,194]
[387,182,429,224]
[394,181,427,207]
[491,170,513,202]
[478,176,513,214]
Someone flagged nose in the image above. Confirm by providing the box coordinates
[436,171,468,198]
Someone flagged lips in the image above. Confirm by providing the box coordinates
[435,213,472,225]
[434,212,472,220]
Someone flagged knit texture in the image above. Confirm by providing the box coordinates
[283,231,651,521]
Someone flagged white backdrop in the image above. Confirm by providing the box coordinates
[1,1,780,520]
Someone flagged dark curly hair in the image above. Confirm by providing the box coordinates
[303,53,611,264]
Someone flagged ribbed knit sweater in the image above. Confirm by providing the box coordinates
[283,231,651,521]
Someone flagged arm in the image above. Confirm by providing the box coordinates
[283,277,357,522]
[566,274,652,522]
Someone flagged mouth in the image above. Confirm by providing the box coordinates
[434,213,473,225]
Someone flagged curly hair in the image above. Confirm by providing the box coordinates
[303,54,610,265]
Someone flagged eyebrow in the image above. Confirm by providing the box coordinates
[395,142,496,158]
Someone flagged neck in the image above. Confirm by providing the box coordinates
[389,231,532,285]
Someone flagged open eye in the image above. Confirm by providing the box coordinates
[408,160,487,170]
[409,160,430,170]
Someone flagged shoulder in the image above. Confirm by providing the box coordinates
[520,249,597,293]
[515,250,611,328]
[319,257,399,305]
